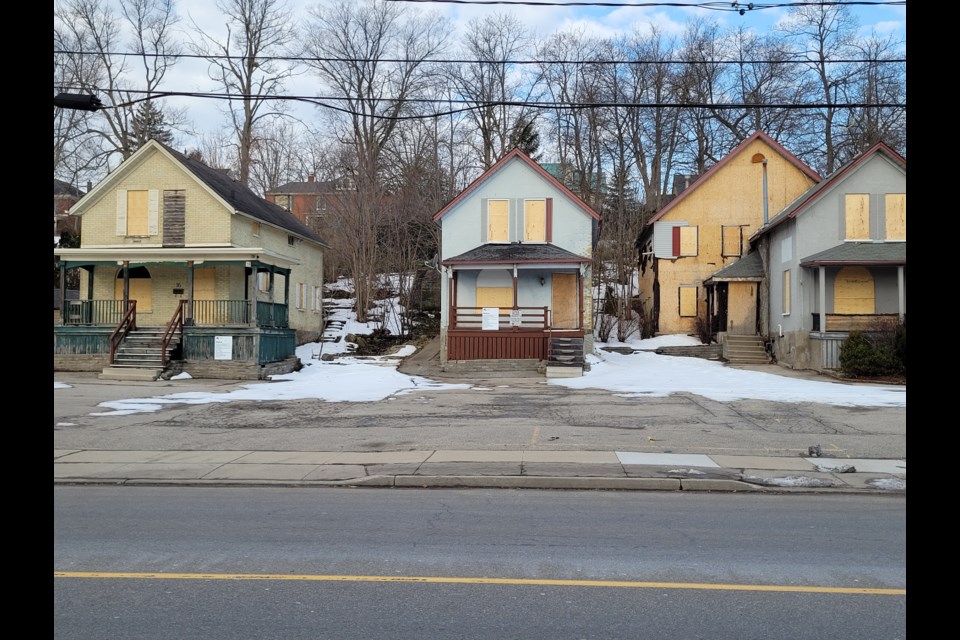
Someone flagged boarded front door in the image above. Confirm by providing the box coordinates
[551,273,578,329]
[726,281,756,334]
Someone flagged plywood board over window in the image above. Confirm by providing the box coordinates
[845,194,870,240]
[782,270,791,315]
[488,199,509,242]
[885,193,906,240]
[673,225,698,256]
[114,267,153,313]
[117,189,159,237]
[524,199,546,242]
[679,286,698,317]
[722,225,742,257]
[834,266,875,314]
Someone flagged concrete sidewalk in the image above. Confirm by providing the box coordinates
[53,448,906,493]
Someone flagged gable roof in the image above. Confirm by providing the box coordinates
[70,140,328,248]
[433,148,601,223]
[644,131,821,228]
[54,179,84,198]
[704,251,765,283]
[751,142,906,242]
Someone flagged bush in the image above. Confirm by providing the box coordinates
[694,315,712,344]
[839,322,905,377]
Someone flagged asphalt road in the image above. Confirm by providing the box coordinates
[53,371,907,460]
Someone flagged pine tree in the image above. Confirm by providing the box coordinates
[132,101,174,149]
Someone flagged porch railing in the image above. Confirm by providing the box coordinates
[811,313,902,332]
[61,298,290,329]
[63,299,126,325]
[450,306,550,330]
[192,299,252,325]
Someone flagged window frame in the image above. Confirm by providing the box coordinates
[721,225,743,257]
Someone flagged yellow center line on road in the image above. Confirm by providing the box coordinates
[53,572,905,595]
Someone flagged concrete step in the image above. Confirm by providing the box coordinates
[99,366,162,381]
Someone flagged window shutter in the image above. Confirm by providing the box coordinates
[148,189,159,235]
[480,198,488,243]
[116,190,127,236]
[545,198,553,242]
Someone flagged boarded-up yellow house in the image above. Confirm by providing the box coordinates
[637,132,820,342]
[54,140,329,380]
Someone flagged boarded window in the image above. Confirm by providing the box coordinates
[297,283,308,309]
[524,199,546,242]
[257,272,271,292]
[782,270,791,315]
[722,225,742,257]
[127,190,150,235]
[252,222,261,236]
[162,190,185,247]
[834,266,875,314]
[673,226,698,257]
[476,287,513,309]
[488,200,509,242]
[885,194,906,240]
[114,267,152,313]
[679,286,697,317]
[845,194,870,240]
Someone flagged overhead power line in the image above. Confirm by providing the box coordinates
[53,49,905,67]
[55,87,905,121]
[383,0,905,10]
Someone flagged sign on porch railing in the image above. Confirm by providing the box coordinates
[482,307,499,330]
[509,309,522,327]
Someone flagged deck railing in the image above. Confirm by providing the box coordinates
[108,300,137,364]
[61,298,289,328]
[450,306,550,330]
[63,299,126,325]
[811,313,902,332]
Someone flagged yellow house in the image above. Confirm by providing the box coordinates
[54,140,329,380]
[637,132,820,340]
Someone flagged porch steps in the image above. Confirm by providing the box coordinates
[99,328,181,381]
[546,336,584,377]
[723,334,771,365]
[441,359,543,377]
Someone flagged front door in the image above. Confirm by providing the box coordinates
[551,273,578,329]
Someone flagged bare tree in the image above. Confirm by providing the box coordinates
[54,0,183,173]
[188,0,299,187]
[843,30,906,156]
[301,0,449,321]
[449,12,539,169]
[777,1,861,173]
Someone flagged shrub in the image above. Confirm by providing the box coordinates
[839,322,905,377]
[694,315,712,344]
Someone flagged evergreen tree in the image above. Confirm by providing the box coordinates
[508,117,541,161]
[132,101,174,149]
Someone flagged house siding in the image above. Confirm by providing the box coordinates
[644,138,817,335]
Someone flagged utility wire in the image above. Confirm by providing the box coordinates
[53,49,905,66]
[58,87,904,121]
[383,0,905,9]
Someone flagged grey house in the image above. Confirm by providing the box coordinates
[749,142,906,372]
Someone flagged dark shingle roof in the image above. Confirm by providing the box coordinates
[159,143,328,247]
[444,243,590,264]
[707,251,765,280]
[54,179,83,197]
[801,242,906,266]
[271,180,337,194]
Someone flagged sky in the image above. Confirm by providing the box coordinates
[53,277,907,417]
[126,0,906,151]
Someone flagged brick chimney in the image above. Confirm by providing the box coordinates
[308,174,315,183]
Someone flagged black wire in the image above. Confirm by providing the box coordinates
[53,49,905,66]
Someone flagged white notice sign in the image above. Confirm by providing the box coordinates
[214,335,233,360]
[481,307,500,331]
[509,309,522,327]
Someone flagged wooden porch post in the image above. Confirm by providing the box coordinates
[578,270,584,329]
[512,265,518,308]
[897,266,905,322]
[59,263,66,323]
[818,266,826,332]
[186,261,195,325]
[449,271,457,329]
[122,261,130,308]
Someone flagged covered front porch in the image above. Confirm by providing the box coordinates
[439,245,591,369]
[53,247,302,379]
